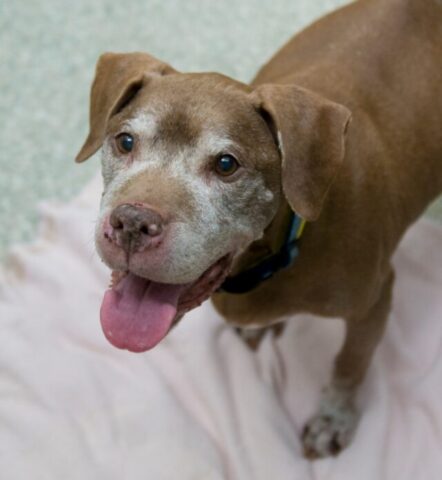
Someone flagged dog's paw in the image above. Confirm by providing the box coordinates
[301,389,359,459]
[235,322,286,350]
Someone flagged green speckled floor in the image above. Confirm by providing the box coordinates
[0,0,440,258]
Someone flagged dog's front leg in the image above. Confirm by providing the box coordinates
[302,270,394,458]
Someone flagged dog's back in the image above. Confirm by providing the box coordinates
[254,0,442,236]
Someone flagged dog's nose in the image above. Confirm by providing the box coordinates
[109,204,165,253]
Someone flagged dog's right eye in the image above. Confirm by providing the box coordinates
[115,133,134,154]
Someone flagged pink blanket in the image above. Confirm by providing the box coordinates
[1,175,441,480]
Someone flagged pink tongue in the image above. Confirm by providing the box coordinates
[100,273,184,352]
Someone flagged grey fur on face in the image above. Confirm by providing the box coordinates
[96,104,280,284]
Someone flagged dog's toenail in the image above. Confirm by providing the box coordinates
[329,433,341,455]
[302,425,310,438]
[303,447,318,460]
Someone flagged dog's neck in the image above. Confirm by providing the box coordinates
[220,199,305,293]
[233,200,293,275]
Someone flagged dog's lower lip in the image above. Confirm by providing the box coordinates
[178,254,233,310]
[110,253,233,310]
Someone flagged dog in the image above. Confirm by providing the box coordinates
[76,0,442,458]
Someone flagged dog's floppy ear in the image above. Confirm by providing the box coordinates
[251,84,351,221]
[75,52,176,163]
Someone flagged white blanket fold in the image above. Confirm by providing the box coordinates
[1,175,441,480]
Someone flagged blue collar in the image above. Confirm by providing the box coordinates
[219,213,306,294]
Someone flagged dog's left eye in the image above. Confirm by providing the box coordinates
[214,154,239,177]
[116,133,134,154]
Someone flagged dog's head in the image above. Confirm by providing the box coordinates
[76,52,350,352]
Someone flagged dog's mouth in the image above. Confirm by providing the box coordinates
[99,254,233,352]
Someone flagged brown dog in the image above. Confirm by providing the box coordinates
[76,0,442,458]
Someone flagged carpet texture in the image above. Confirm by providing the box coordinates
[0,0,441,257]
